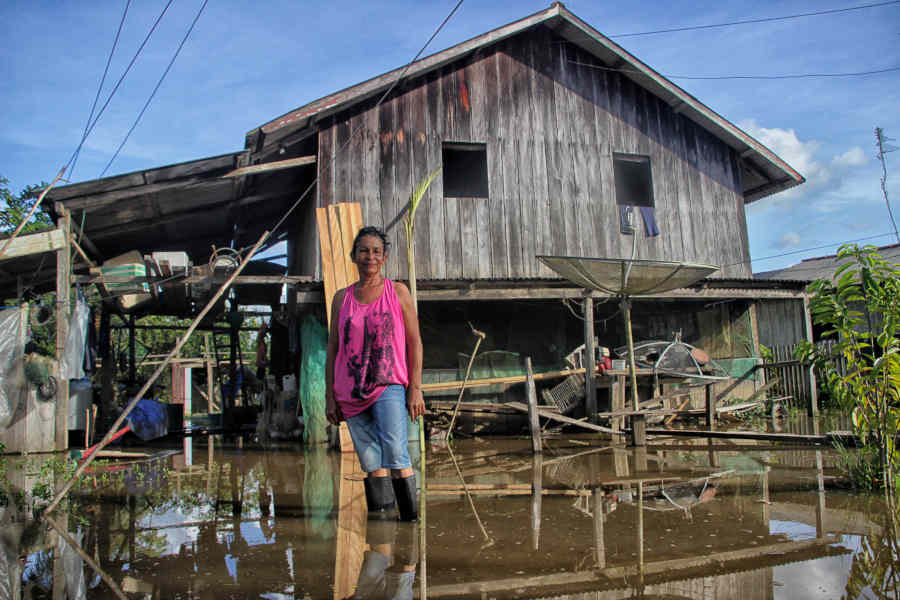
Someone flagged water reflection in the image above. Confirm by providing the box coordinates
[0,432,897,598]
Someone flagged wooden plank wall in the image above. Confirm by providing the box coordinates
[757,299,807,348]
[315,26,751,282]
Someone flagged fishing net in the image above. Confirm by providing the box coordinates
[300,315,328,444]
[0,307,27,429]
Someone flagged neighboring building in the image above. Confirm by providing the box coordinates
[756,243,900,282]
[756,243,900,344]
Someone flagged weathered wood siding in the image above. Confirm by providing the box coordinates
[316,26,751,281]
[757,299,807,347]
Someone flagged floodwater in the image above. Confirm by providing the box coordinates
[2,425,898,599]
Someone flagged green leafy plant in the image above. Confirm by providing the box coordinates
[796,244,900,498]
[403,166,441,306]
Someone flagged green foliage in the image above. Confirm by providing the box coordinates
[795,244,900,495]
[842,496,900,598]
[0,175,53,235]
[404,166,441,305]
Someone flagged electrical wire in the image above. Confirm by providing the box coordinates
[64,0,175,175]
[733,232,898,269]
[268,0,465,239]
[566,59,900,81]
[609,0,900,38]
[70,0,132,180]
[100,0,210,178]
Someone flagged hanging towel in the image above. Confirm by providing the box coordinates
[619,205,635,235]
[640,206,660,237]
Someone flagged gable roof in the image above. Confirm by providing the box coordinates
[247,2,804,202]
[755,243,900,282]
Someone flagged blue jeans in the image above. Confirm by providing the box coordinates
[346,385,412,472]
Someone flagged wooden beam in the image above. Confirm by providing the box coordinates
[60,177,232,212]
[221,155,316,178]
[54,206,71,451]
[422,368,585,392]
[644,428,827,444]
[504,402,624,435]
[0,228,65,261]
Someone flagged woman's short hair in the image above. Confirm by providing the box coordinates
[351,226,390,258]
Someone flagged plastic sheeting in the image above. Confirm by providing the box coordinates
[300,315,328,444]
[59,295,89,381]
[0,307,27,430]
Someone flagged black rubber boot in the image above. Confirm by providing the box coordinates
[366,517,398,546]
[391,475,418,522]
[392,522,418,567]
[364,476,397,518]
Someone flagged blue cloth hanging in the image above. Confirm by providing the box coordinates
[640,206,660,237]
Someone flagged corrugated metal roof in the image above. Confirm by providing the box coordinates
[755,243,900,282]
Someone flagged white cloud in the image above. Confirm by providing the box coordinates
[832,146,868,168]
[739,119,830,187]
[777,231,802,249]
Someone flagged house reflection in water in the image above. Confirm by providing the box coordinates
[4,435,883,599]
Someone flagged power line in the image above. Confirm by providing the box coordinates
[736,232,898,268]
[64,0,175,174]
[100,0,210,178]
[566,59,900,81]
[268,0,465,239]
[71,0,132,180]
[610,0,900,37]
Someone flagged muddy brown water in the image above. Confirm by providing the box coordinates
[1,426,897,599]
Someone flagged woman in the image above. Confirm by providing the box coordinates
[325,226,425,521]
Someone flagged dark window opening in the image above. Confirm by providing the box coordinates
[442,142,488,198]
[614,153,653,207]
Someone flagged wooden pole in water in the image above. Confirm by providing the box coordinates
[526,357,542,454]
[583,293,597,423]
[447,325,486,439]
[42,231,270,517]
[621,298,639,411]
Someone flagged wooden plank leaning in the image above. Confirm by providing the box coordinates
[42,230,270,517]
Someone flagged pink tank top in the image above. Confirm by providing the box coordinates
[334,278,409,417]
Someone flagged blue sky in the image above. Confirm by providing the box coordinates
[2,0,898,272]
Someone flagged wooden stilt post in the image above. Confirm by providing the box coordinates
[531,453,542,551]
[802,295,819,417]
[54,204,71,452]
[583,293,597,423]
[204,333,215,413]
[630,414,647,447]
[593,487,606,568]
[526,357,541,454]
[128,315,136,384]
